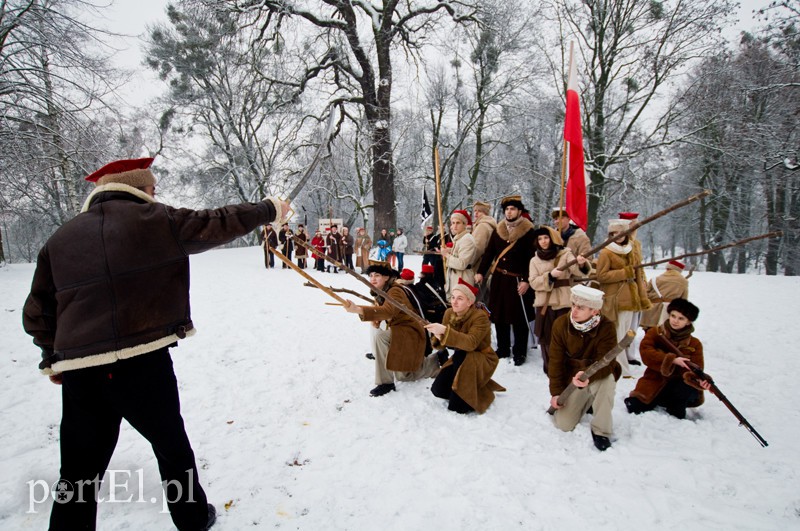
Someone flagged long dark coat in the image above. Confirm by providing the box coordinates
[477,218,536,325]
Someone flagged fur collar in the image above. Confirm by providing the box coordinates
[496,217,534,242]
[81,183,157,213]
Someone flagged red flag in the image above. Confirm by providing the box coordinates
[563,50,588,231]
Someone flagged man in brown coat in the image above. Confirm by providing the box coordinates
[548,285,620,451]
[344,262,440,396]
[23,156,289,530]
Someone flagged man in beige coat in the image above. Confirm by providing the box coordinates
[552,207,592,259]
[640,260,689,329]
[471,200,497,270]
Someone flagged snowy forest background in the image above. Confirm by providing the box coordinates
[0,0,798,275]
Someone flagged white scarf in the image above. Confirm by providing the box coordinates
[607,242,632,255]
[570,314,601,333]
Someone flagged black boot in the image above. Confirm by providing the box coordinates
[592,432,612,451]
[204,503,217,530]
[365,352,375,360]
[624,396,648,414]
[369,383,396,397]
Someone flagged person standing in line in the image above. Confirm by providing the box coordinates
[640,260,690,330]
[440,210,477,302]
[470,200,497,272]
[325,225,343,273]
[392,228,408,271]
[551,207,592,264]
[342,226,355,271]
[311,229,326,272]
[355,227,372,273]
[23,156,289,530]
[475,195,536,366]
[528,226,591,375]
[295,224,308,269]
[278,223,294,268]
[595,217,652,377]
[262,223,278,269]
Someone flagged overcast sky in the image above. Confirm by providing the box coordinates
[99,0,773,108]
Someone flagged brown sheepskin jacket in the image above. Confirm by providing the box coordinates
[596,244,652,317]
[23,183,280,375]
[630,325,705,406]
[431,307,505,414]
[548,314,620,397]
[359,283,427,372]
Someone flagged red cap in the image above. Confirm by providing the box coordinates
[421,264,434,274]
[618,212,639,220]
[426,226,433,230]
[451,209,472,225]
[85,157,154,183]
[446,242,454,248]
[668,260,685,270]
[400,268,415,281]
[457,277,479,296]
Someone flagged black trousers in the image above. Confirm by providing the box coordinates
[494,320,531,361]
[628,379,700,419]
[50,348,208,531]
[431,350,473,413]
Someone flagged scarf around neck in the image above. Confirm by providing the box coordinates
[536,246,560,261]
[607,241,632,255]
[571,313,601,333]
[664,321,694,343]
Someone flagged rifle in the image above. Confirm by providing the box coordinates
[291,234,432,328]
[547,330,636,415]
[556,190,712,272]
[657,333,769,448]
[637,231,782,270]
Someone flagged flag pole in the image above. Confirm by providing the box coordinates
[434,147,446,270]
[558,41,574,221]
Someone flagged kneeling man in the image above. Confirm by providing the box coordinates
[345,262,441,396]
[548,285,620,451]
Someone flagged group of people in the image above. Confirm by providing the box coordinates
[21,155,711,529]
[339,194,709,454]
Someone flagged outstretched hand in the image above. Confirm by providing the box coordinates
[425,322,446,339]
[343,299,364,316]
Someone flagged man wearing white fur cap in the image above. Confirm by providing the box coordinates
[23,156,289,530]
[547,284,620,451]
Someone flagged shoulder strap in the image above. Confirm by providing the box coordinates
[488,239,518,276]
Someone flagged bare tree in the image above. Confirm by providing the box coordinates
[211,0,477,239]
[543,0,736,239]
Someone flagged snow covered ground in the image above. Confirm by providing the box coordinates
[1,248,798,530]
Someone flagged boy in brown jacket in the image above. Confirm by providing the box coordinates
[625,298,711,419]
[548,285,620,451]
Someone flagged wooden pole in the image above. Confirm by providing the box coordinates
[271,247,348,305]
[434,147,446,270]
[303,282,373,303]
[557,41,574,221]
[637,231,782,269]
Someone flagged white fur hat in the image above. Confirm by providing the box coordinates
[570,285,604,310]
